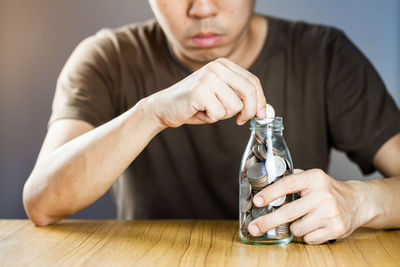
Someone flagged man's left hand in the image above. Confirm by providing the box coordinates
[247,169,366,245]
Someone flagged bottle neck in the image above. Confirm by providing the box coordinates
[250,117,284,137]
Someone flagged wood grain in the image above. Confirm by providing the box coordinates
[0,220,399,267]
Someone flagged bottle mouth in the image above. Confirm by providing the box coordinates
[250,117,284,131]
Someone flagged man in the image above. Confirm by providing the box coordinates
[23,0,400,245]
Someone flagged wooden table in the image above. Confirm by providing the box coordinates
[1,220,399,266]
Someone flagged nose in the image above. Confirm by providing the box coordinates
[188,0,219,19]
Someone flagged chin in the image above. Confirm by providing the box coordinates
[187,47,232,63]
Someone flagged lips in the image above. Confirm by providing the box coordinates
[192,33,222,48]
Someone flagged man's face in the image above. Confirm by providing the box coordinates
[149,0,255,64]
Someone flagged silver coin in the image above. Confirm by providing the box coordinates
[254,131,265,145]
[255,104,275,124]
[245,213,254,229]
[269,195,286,207]
[266,228,277,238]
[240,198,252,213]
[251,206,272,219]
[241,213,248,233]
[240,179,252,200]
[243,155,258,172]
[249,176,269,191]
[247,162,266,180]
[285,158,293,174]
[275,224,289,233]
[247,169,268,191]
[275,224,290,237]
[272,138,286,155]
[252,144,266,161]
[270,155,286,177]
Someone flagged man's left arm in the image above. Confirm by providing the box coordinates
[246,133,400,245]
[360,133,400,227]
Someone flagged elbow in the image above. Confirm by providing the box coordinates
[22,180,61,226]
[27,214,57,227]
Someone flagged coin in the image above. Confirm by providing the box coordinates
[247,162,266,180]
[267,228,277,238]
[274,155,287,177]
[265,155,287,181]
[245,213,254,229]
[275,224,290,238]
[251,206,272,219]
[240,179,252,199]
[254,130,265,145]
[243,155,258,172]
[246,162,269,191]
[269,195,286,207]
[266,104,275,118]
[272,138,286,155]
[285,158,293,174]
[240,198,252,213]
[248,176,269,191]
[252,144,267,161]
[255,104,275,124]
[241,213,248,233]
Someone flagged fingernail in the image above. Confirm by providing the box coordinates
[258,107,266,118]
[249,224,260,236]
[253,196,264,206]
[237,120,246,126]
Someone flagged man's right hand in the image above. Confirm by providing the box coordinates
[149,58,267,128]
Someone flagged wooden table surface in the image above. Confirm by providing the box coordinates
[0,220,399,267]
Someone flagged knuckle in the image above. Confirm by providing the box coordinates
[285,174,302,192]
[332,220,346,236]
[201,71,216,82]
[215,57,227,64]
[235,100,244,112]
[241,85,256,100]
[277,206,295,222]
[211,110,225,122]
[218,109,226,119]
[290,222,302,236]
[303,235,313,244]
[310,169,330,186]
[247,86,257,97]
[190,83,205,99]
[311,168,326,179]
[207,61,221,72]
[223,108,234,117]
[255,216,270,234]
[249,74,261,86]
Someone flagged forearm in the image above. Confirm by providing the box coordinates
[23,97,165,225]
[347,176,400,229]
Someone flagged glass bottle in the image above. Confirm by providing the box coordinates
[239,117,294,245]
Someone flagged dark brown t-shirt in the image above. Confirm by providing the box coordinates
[50,16,400,220]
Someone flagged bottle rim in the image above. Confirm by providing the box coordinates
[250,117,284,131]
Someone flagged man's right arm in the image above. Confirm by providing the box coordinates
[23,58,267,226]
[23,97,165,226]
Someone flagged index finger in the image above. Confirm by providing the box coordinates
[248,194,313,237]
[253,170,311,207]
[216,58,267,119]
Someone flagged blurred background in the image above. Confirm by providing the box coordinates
[0,0,399,219]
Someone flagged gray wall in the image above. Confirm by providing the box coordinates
[0,1,399,219]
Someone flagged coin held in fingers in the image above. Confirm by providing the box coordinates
[255,104,275,124]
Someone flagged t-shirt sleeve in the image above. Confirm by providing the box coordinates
[326,31,400,175]
[48,30,119,128]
